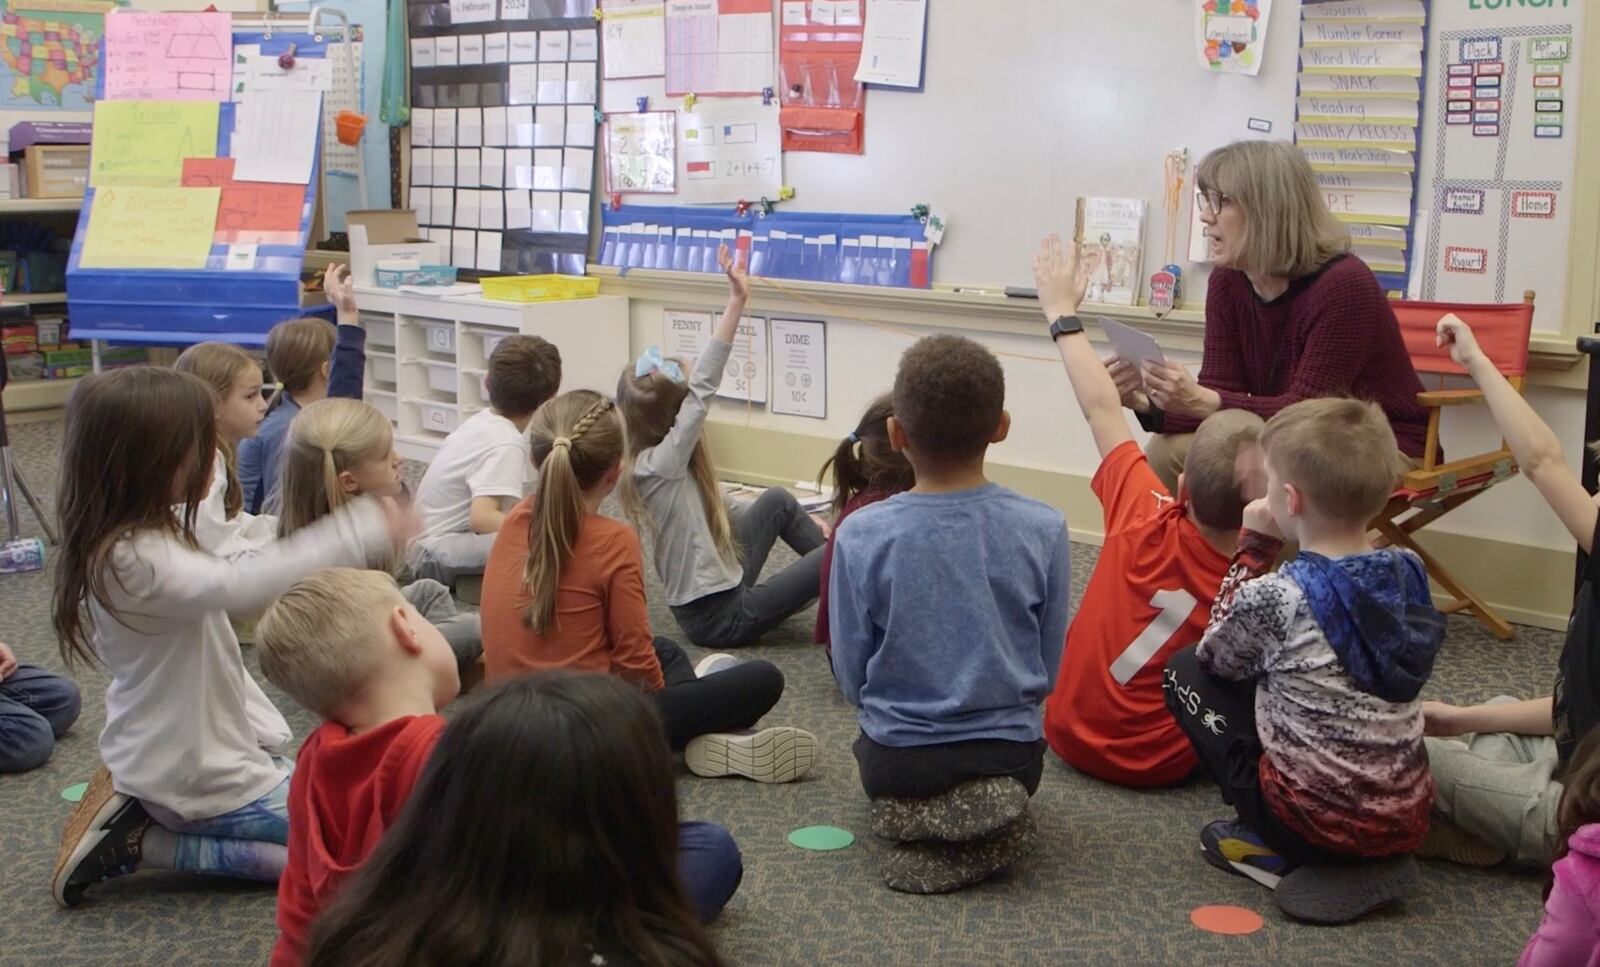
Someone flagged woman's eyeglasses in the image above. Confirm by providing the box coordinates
[1196,189,1232,214]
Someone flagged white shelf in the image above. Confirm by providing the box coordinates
[0,197,81,214]
[352,288,630,457]
[3,375,79,411]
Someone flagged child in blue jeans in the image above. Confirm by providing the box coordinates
[0,639,80,773]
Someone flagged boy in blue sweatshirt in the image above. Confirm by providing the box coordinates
[829,333,1071,893]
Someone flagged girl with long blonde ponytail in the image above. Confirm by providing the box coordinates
[277,398,483,681]
[480,389,817,783]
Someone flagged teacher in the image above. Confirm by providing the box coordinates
[1115,140,1430,494]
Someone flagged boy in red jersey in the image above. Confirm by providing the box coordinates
[1030,235,1266,787]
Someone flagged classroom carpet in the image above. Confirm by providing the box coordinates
[0,417,1555,966]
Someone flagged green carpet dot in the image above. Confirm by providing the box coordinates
[60,782,88,803]
[788,825,854,851]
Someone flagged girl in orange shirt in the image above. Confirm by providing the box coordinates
[481,390,816,783]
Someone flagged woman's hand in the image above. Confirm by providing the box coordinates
[1032,233,1087,321]
[1105,356,1151,414]
[1143,361,1221,419]
[717,243,750,301]
[1436,313,1484,369]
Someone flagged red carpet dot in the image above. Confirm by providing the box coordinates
[1190,904,1264,935]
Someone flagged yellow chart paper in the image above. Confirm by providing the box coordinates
[90,101,220,188]
[80,187,221,269]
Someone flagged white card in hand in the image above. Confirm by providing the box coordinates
[1097,317,1166,386]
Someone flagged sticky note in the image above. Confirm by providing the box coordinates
[91,100,220,188]
[80,186,221,269]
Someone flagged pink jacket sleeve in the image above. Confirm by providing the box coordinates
[1519,849,1600,967]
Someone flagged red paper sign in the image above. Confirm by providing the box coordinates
[181,157,306,235]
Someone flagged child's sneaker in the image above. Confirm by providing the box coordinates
[685,727,817,783]
[693,652,740,677]
[1200,819,1293,889]
[52,768,153,908]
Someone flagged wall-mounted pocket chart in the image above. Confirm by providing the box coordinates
[1295,0,1430,297]
[600,204,932,288]
[67,11,324,346]
[407,0,599,276]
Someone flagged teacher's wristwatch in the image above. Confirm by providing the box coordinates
[1049,314,1084,341]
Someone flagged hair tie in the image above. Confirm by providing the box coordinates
[552,436,572,450]
[634,346,686,384]
[846,431,859,444]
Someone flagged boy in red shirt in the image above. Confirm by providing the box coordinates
[255,568,462,967]
[1030,236,1266,787]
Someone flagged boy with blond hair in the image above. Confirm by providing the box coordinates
[257,568,461,967]
[1029,235,1266,788]
[1165,398,1445,922]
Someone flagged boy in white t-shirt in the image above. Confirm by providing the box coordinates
[407,335,562,586]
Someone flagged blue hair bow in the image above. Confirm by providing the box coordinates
[634,346,685,383]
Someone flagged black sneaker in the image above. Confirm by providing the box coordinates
[52,768,152,908]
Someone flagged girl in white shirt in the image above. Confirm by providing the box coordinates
[174,341,276,558]
[49,367,406,908]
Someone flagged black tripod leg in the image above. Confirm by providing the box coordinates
[9,456,55,544]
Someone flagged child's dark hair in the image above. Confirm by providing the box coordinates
[487,335,563,417]
[1549,726,1600,898]
[305,672,723,967]
[891,334,1005,463]
[818,393,914,516]
[52,368,218,668]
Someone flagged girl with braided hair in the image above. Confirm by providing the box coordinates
[481,389,817,783]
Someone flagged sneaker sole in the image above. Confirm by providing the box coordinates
[686,727,816,783]
[52,769,125,908]
[1201,844,1284,890]
[693,653,737,677]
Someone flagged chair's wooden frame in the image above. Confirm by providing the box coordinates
[1371,290,1535,641]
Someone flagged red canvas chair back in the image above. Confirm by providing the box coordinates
[1390,296,1535,381]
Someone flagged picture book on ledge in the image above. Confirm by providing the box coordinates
[1075,196,1147,306]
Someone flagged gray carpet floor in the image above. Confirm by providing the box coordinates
[0,417,1557,966]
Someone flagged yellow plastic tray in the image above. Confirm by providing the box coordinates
[479,274,601,303]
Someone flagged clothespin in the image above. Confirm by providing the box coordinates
[636,96,648,113]
[735,199,751,217]
[777,185,796,201]
[684,93,698,110]
[762,86,774,105]
[910,203,930,223]
[593,108,604,124]
[609,192,622,212]
[593,6,604,19]
[278,42,297,70]
[759,197,774,216]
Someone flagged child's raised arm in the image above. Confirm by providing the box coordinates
[1438,315,1599,552]
[1032,234,1135,459]
[709,244,749,346]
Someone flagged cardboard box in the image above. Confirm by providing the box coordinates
[346,210,443,287]
[8,121,91,152]
[20,145,88,198]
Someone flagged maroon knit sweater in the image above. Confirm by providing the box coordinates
[1161,255,1429,457]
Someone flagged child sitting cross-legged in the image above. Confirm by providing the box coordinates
[830,334,1071,894]
[1164,397,1445,924]
[1029,235,1266,788]
[276,398,483,684]
[480,389,816,781]
[408,334,562,588]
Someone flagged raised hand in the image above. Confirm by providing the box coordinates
[717,243,750,301]
[1032,233,1088,321]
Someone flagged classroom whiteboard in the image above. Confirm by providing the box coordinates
[603,0,1308,292]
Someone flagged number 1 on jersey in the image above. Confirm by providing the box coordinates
[1109,588,1197,686]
